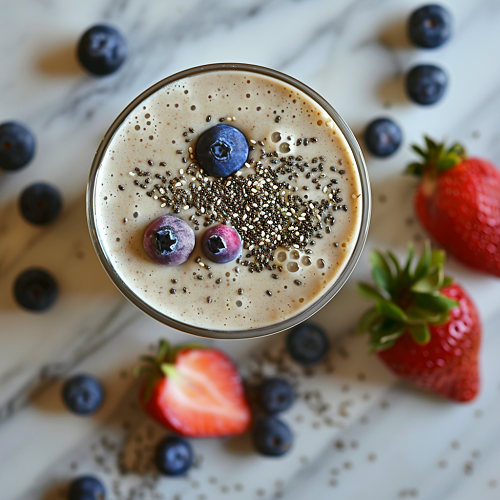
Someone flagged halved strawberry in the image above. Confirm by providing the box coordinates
[135,341,251,437]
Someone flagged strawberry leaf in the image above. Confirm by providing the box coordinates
[157,339,171,361]
[357,306,384,333]
[409,138,467,177]
[387,251,402,278]
[406,162,424,176]
[408,323,430,344]
[413,241,431,282]
[377,300,407,321]
[402,245,415,284]
[357,282,387,302]
[410,268,442,293]
[430,249,445,269]
[411,145,427,158]
[433,311,452,325]
[370,320,405,351]
[442,276,454,288]
[414,292,458,314]
[424,135,437,151]
[369,250,394,294]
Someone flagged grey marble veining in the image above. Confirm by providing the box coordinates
[2,0,500,499]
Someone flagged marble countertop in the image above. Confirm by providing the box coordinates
[2,0,500,499]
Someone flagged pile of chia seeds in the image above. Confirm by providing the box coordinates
[125,119,349,273]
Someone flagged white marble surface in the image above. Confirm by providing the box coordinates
[2,0,500,499]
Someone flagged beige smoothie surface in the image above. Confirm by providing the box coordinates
[95,68,363,331]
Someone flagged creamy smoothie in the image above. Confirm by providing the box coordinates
[92,66,366,332]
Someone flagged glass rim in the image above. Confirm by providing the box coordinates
[87,62,371,340]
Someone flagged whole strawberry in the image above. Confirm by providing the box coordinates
[135,341,251,437]
[407,137,500,277]
[357,244,481,402]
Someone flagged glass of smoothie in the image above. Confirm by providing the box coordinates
[87,63,371,339]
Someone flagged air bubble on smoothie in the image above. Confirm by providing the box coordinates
[287,262,299,273]
[271,132,282,143]
[135,125,140,131]
[299,298,305,303]
[225,272,230,277]
[190,105,196,111]
[277,251,287,262]
[317,259,325,269]
[317,119,323,126]
[279,142,290,153]
[290,250,300,260]
[236,300,242,307]
[302,256,312,266]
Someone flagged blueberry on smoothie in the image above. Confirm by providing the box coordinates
[201,224,242,264]
[0,121,35,171]
[19,183,62,225]
[408,4,452,49]
[258,378,295,415]
[406,64,448,105]
[195,124,249,177]
[68,475,106,500]
[155,436,193,476]
[14,268,58,312]
[287,323,329,365]
[77,24,127,76]
[364,118,402,157]
[62,375,104,415]
[252,416,293,457]
[143,215,195,265]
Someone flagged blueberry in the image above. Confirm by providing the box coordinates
[68,476,106,500]
[195,124,249,177]
[258,378,295,414]
[155,436,193,476]
[143,215,195,265]
[62,375,104,415]
[252,417,293,457]
[408,4,452,49]
[287,323,329,365]
[77,24,127,76]
[14,268,58,312]
[19,183,62,225]
[364,118,402,158]
[201,224,242,264]
[0,121,35,171]
[406,64,448,105]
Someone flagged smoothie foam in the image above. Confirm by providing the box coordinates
[94,68,363,331]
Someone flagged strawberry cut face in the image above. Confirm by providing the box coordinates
[140,347,251,437]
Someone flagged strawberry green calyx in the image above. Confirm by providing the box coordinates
[406,136,466,177]
[134,339,205,402]
[357,242,458,351]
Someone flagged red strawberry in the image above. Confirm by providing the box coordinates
[357,244,481,402]
[407,137,500,277]
[135,341,251,437]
